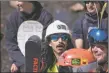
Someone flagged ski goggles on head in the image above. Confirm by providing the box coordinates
[50,33,69,41]
[91,42,108,49]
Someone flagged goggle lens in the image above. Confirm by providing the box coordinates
[50,34,69,41]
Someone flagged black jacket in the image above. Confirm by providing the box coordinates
[5,8,53,67]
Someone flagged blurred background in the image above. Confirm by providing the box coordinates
[1,1,85,72]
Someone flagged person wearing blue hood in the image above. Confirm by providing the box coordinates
[72,1,108,49]
[5,1,53,72]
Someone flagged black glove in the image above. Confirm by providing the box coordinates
[58,66,73,73]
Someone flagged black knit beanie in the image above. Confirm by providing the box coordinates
[84,1,105,8]
[98,1,105,8]
[28,1,42,9]
[21,1,43,20]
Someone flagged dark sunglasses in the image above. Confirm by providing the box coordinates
[50,33,69,41]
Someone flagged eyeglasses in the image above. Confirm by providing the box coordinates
[50,34,69,41]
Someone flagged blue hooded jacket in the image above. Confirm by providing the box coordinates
[72,12,108,49]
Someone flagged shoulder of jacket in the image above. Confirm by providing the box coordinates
[75,14,85,23]
[7,9,20,20]
[41,8,52,17]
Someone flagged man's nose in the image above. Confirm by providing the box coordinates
[92,47,98,52]
[58,38,63,42]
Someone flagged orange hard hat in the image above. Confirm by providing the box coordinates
[57,48,96,68]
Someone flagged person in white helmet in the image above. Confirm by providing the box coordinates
[41,20,74,73]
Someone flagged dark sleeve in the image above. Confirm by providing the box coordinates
[77,62,97,72]
[72,17,84,40]
[58,66,73,72]
[38,8,53,41]
[77,67,84,73]
[5,12,25,67]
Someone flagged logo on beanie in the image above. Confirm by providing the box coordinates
[57,25,66,30]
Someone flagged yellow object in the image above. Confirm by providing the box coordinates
[81,58,88,65]
[47,63,58,73]
[100,2,107,24]
[47,59,59,73]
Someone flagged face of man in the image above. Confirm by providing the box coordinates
[49,33,69,56]
[16,1,33,13]
[91,44,108,64]
[85,1,101,13]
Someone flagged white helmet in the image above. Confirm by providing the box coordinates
[45,20,71,40]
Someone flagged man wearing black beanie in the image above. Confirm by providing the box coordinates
[5,1,53,73]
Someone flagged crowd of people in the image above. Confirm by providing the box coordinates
[2,1,108,73]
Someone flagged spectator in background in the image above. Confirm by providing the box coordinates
[5,1,53,72]
[53,1,85,32]
[9,1,18,8]
[72,1,108,49]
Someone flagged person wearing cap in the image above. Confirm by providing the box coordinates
[72,1,108,49]
[71,28,108,72]
[87,28,108,72]
[41,20,73,72]
[5,1,53,72]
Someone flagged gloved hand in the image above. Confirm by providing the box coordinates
[58,66,73,73]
